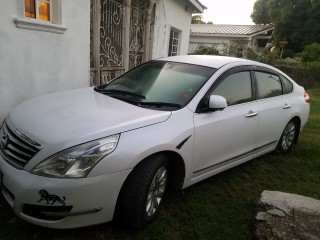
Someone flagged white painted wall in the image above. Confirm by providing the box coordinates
[152,0,193,59]
[0,0,90,123]
[189,35,251,54]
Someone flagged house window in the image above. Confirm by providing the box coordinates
[15,0,67,34]
[25,0,51,21]
[168,28,180,56]
[25,0,36,18]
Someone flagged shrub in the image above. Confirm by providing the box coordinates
[296,43,320,62]
[247,54,320,89]
[277,61,320,89]
[193,46,220,55]
[282,50,296,59]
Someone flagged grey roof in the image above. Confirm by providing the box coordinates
[158,55,257,69]
[191,24,274,36]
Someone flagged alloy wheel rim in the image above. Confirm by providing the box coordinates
[281,122,296,150]
[146,166,167,217]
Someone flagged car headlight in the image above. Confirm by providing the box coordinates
[31,134,120,178]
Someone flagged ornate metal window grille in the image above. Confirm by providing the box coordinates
[100,0,124,67]
[129,0,147,69]
[90,0,93,68]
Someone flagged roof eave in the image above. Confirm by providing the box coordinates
[248,27,275,37]
[188,0,206,13]
[191,33,252,38]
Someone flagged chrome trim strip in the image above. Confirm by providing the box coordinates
[40,207,103,217]
[193,140,277,174]
[14,129,43,150]
[0,121,42,168]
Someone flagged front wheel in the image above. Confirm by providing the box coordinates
[115,154,169,228]
[275,119,298,154]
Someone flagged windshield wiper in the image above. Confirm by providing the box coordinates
[94,87,181,109]
[137,102,181,109]
[94,88,146,100]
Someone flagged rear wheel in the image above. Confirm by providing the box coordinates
[116,154,169,228]
[275,119,298,154]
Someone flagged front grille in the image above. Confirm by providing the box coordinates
[0,122,42,169]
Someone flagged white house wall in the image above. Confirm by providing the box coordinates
[152,0,193,58]
[0,0,90,123]
[189,35,251,54]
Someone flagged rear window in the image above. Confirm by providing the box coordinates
[280,75,293,94]
[255,71,282,99]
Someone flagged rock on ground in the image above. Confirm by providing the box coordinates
[255,190,320,240]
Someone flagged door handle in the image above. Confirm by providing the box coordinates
[245,111,258,118]
[283,104,291,109]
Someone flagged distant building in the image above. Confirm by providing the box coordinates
[189,24,274,57]
[0,0,205,123]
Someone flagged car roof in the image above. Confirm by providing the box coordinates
[157,55,259,69]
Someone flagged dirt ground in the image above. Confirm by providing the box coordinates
[255,191,320,240]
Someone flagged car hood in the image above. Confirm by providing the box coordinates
[8,88,171,146]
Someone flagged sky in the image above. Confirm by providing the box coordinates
[198,0,256,25]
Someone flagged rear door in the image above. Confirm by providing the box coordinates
[252,67,295,150]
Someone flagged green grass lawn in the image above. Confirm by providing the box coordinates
[1,89,319,240]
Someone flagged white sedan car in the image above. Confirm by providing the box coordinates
[0,56,310,229]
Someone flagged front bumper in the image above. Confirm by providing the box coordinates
[0,156,131,229]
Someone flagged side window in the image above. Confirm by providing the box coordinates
[168,28,181,56]
[255,72,282,99]
[212,71,252,106]
[280,75,293,94]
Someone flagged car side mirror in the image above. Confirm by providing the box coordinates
[208,95,227,111]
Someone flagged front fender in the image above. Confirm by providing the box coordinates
[88,108,195,179]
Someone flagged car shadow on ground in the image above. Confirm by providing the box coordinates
[0,196,136,240]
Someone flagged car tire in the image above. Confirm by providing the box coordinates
[116,154,169,228]
[275,119,298,154]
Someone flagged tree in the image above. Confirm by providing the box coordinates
[191,15,206,24]
[191,15,214,24]
[275,40,288,59]
[251,0,320,53]
[250,0,272,24]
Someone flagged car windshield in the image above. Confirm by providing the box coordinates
[95,61,216,110]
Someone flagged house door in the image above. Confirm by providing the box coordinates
[90,0,155,86]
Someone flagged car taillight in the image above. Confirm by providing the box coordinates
[304,92,310,103]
